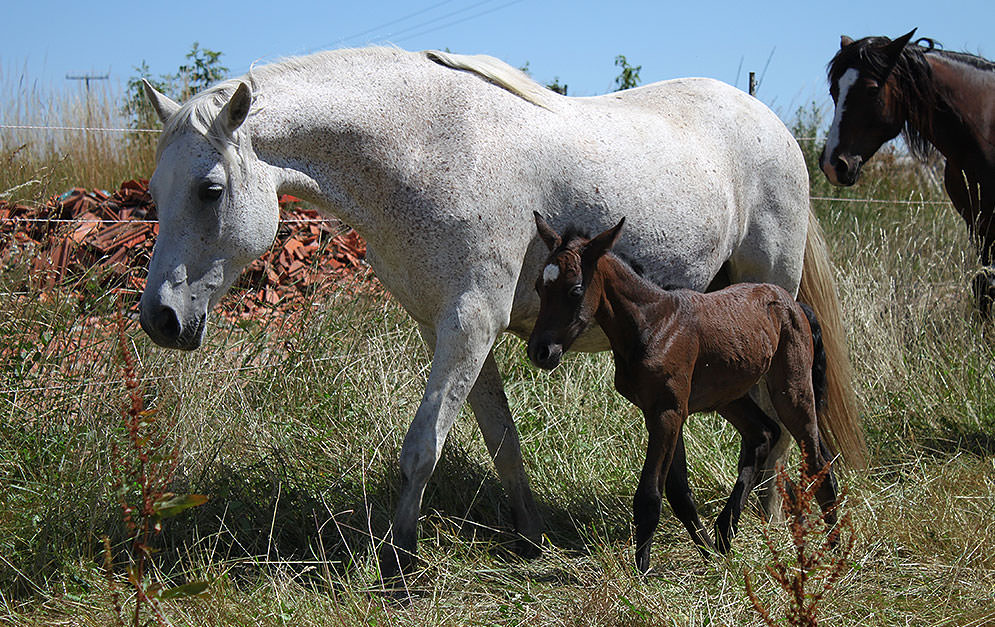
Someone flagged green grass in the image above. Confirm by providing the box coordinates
[3,103,995,624]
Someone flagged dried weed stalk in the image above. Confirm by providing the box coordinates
[744,457,854,627]
[104,305,209,627]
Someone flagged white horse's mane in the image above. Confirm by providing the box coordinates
[424,49,555,109]
[157,47,557,161]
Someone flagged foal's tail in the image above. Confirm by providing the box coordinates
[797,209,867,467]
[797,301,828,412]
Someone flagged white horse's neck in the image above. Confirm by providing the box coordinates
[239,48,546,236]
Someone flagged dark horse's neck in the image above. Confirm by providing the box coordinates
[910,50,995,166]
[592,253,679,358]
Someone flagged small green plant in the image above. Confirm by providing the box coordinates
[744,458,854,627]
[613,55,641,91]
[104,306,209,626]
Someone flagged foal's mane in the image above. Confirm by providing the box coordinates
[828,36,995,162]
[558,228,647,281]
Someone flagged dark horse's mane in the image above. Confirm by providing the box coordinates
[559,226,646,278]
[828,36,995,162]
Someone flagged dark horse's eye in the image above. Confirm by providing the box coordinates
[198,181,224,202]
[569,284,584,299]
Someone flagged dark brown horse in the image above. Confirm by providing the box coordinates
[820,29,995,315]
[527,213,839,572]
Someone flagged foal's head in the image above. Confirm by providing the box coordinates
[527,212,624,370]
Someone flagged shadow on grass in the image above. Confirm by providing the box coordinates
[149,438,645,587]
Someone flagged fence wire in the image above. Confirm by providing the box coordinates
[0,123,955,398]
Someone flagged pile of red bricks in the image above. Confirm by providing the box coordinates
[0,180,373,316]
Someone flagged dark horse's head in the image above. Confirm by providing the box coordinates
[527,212,624,370]
[820,29,935,186]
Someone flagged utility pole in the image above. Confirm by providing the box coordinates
[66,72,110,127]
[66,72,110,92]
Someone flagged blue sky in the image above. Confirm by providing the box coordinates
[4,0,993,126]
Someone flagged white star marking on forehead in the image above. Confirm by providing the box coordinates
[543,263,560,284]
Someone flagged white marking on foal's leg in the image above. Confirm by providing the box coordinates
[824,68,860,160]
[543,264,560,284]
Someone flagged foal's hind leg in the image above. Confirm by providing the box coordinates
[661,430,714,557]
[714,397,781,553]
[767,376,840,529]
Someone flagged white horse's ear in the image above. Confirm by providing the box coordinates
[534,211,561,251]
[840,35,854,48]
[142,79,180,123]
[219,82,252,136]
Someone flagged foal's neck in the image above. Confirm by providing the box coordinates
[593,254,677,354]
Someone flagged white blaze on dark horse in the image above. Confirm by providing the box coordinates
[137,46,862,581]
[821,29,995,315]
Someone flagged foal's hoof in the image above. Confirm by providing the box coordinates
[515,535,543,560]
[972,268,995,319]
[377,544,417,590]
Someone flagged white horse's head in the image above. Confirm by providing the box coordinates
[140,79,279,349]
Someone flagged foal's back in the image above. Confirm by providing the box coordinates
[644,283,813,412]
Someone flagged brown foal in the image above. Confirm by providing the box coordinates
[527,213,840,572]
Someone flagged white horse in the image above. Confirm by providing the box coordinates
[139,46,862,580]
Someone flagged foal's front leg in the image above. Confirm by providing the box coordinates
[634,405,684,574]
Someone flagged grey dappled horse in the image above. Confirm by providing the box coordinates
[138,47,861,581]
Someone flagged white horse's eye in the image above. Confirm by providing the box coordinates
[198,182,224,202]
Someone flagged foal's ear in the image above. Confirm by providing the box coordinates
[584,217,625,261]
[883,29,917,70]
[534,211,562,251]
[142,79,180,123]
[840,35,854,49]
[219,82,253,136]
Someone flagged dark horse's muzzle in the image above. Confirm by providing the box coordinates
[527,334,564,370]
[820,149,863,187]
[139,301,206,351]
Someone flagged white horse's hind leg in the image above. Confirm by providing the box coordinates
[379,307,500,583]
[466,351,543,554]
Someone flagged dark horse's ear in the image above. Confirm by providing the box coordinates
[840,35,854,49]
[882,29,917,73]
[534,211,561,251]
[583,217,625,262]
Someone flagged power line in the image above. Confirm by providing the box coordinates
[391,0,524,45]
[309,0,459,51]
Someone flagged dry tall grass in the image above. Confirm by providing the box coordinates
[1,100,995,624]
[0,64,155,205]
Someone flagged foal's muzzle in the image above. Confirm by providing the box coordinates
[527,337,564,370]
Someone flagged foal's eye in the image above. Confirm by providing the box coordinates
[569,284,584,299]
[198,182,224,203]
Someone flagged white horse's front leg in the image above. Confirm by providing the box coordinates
[466,349,543,555]
[413,324,542,556]
[379,303,500,583]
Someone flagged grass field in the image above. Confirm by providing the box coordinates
[2,92,995,625]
